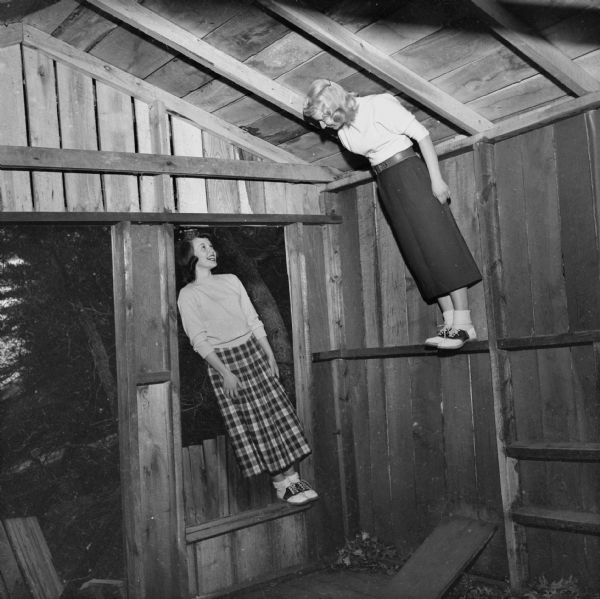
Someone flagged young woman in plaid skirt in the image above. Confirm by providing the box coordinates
[176,235,318,506]
[304,80,482,350]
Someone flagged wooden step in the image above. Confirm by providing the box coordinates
[511,506,600,534]
[381,517,496,599]
[185,502,312,543]
[506,442,600,462]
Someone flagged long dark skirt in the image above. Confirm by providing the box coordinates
[207,336,311,478]
[376,156,482,302]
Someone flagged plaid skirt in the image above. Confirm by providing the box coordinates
[207,336,311,478]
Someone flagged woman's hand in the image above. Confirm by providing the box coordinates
[222,370,240,399]
[431,177,451,204]
[267,355,280,379]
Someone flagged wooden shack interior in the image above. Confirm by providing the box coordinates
[1,0,599,597]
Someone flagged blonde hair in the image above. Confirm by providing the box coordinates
[303,79,357,126]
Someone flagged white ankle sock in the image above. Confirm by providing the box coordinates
[273,479,288,499]
[453,310,473,330]
[442,310,453,327]
[286,472,300,483]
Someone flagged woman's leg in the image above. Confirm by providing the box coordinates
[438,287,477,349]
[424,295,454,347]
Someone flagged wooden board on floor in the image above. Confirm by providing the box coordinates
[382,517,496,599]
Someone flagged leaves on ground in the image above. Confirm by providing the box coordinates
[331,531,405,575]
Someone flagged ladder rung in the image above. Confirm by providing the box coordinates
[511,506,600,534]
[506,442,600,462]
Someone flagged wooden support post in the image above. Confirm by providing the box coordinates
[112,222,187,599]
[474,141,528,591]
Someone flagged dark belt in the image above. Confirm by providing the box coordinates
[372,148,416,175]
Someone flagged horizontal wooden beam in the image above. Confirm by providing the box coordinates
[0,212,342,225]
[312,341,490,362]
[0,145,335,183]
[497,330,600,350]
[506,442,600,462]
[511,506,600,535]
[185,503,312,543]
[324,92,600,193]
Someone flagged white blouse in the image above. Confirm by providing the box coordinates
[337,94,429,167]
[177,273,267,358]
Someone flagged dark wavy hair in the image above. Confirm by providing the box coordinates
[175,239,197,284]
[176,235,214,285]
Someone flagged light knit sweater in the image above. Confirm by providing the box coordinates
[337,93,429,167]
[177,273,267,358]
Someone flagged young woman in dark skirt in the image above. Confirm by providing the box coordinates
[176,235,318,505]
[304,80,482,350]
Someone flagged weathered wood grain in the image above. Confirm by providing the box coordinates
[56,62,102,211]
[0,45,32,211]
[22,47,64,210]
[97,82,140,211]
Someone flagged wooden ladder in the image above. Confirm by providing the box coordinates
[475,140,600,591]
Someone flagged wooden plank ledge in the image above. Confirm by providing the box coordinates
[0,212,342,226]
[497,330,600,350]
[312,340,490,362]
[511,507,600,534]
[506,442,600,462]
[381,517,496,599]
[185,502,313,543]
[0,145,336,183]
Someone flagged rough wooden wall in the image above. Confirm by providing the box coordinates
[493,113,600,587]
[306,150,507,579]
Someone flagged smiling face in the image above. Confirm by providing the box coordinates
[191,237,217,272]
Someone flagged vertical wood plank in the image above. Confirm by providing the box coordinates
[172,117,207,213]
[202,132,240,213]
[195,535,234,595]
[331,186,373,534]
[441,354,478,518]
[304,222,346,551]
[135,100,174,212]
[323,192,360,538]
[237,149,266,214]
[0,45,32,210]
[22,47,64,211]
[475,141,528,590]
[375,195,417,547]
[112,223,187,599]
[56,63,102,211]
[96,82,139,211]
[555,114,600,331]
[284,224,315,487]
[441,151,487,336]
[357,188,392,540]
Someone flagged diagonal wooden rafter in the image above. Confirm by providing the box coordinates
[256,0,493,134]
[84,0,307,118]
[21,24,307,164]
[470,0,600,95]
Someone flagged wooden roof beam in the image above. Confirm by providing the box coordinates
[470,0,600,95]
[22,26,307,165]
[257,0,493,134]
[85,0,307,119]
